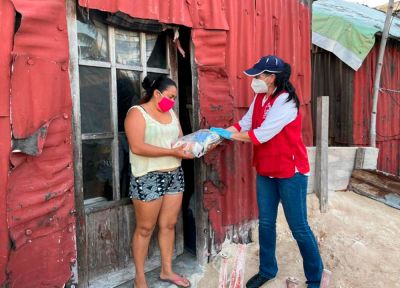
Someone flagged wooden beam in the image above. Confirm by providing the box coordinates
[190,40,209,265]
[350,169,400,196]
[66,0,88,286]
[314,96,329,212]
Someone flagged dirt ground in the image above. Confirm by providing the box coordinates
[196,191,400,288]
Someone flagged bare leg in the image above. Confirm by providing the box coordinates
[132,198,162,288]
[157,193,190,287]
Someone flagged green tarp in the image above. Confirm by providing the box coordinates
[312,0,400,70]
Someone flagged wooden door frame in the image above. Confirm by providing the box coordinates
[66,0,88,286]
[189,41,210,265]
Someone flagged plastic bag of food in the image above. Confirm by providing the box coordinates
[172,129,222,158]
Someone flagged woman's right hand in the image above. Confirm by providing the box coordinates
[171,144,195,159]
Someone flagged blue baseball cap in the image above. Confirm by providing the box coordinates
[244,55,285,76]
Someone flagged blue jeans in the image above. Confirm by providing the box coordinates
[256,173,323,287]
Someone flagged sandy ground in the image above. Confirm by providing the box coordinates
[196,191,400,288]
[119,191,400,288]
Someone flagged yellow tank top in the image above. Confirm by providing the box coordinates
[128,106,181,177]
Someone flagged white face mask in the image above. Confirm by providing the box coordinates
[251,78,268,94]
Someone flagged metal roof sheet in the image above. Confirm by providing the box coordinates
[78,0,229,30]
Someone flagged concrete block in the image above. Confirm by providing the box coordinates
[307,147,358,193]
[354,147,379,170]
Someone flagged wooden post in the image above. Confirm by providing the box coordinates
[190,41,209,265]
[315,96,329,213]
[66,0,88,286]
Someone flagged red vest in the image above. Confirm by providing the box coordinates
[251,92,310,178]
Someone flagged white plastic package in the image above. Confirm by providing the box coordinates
[172,129,222,158]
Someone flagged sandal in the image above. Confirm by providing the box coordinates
[159,275,191,287]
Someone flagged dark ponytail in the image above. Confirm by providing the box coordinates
[140,75,177,104]
[271,62,300,109]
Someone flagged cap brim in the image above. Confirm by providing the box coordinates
[243,68,264,76]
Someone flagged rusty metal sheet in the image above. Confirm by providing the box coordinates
[353,40,400,175]
[6,0,76,287]
[79,0,229,30]
[0,0,14,117]
[79,0,193,28]
[11,55,71,139]
[186,0,229,30]
[10,0,71,139]
[7,117,76,287]
[0,0,15,284]
[6,227,76,287]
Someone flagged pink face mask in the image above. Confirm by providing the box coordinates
[158,95,175,112]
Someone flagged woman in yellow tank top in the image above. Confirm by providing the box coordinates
[124,75,193,288]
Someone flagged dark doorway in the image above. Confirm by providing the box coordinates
[177,26,196,255]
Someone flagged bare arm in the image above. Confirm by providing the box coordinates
[226,126,239,133]
[231,131,251,142]
[225,126,252,142]
[124,108,192,159]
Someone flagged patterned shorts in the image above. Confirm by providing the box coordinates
[129,167,185,202]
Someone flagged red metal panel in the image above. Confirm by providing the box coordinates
[79,0,192,27]
[11,56,72,139]
[79,0,229,30]
[0,0,14,284]
[254,0,313,145]
[186,0,229,30]
[6,0,76,287]
[353,41,400,175]
[225,0,313,143]
[193,1,312,240]
[7,227,76,287]
[11,0,72,139]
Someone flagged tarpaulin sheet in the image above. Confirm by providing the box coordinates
[313,0,400,70]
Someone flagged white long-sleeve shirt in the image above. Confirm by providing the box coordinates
[236,93,298,144]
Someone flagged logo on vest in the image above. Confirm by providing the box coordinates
[263,102,272,120]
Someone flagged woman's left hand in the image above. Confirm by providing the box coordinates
[171,144,195,159]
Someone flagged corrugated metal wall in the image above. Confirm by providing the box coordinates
[79,0,313,242]
[312,39,400,176]
[353,39,400,175]
[4,1,77,287]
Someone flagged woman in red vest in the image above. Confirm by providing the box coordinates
[211,55,324,288]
